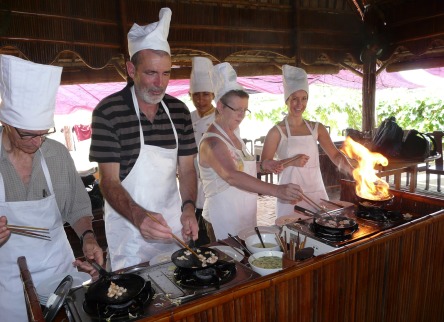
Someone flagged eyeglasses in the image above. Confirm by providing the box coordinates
[222,101,251,116]
[14,127,56,141]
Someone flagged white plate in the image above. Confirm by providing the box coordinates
[150,251,175,265]
[275,213,311,226]
[210,246,244,262]
[36,271,91,299]
[237,226,279,241]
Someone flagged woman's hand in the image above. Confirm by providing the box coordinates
[260,159,284,174]
[275,183,303,204]
[290,154,310,167]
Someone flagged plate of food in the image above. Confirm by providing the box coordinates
[150,251,176,265]
[210,246,244,262]
[275,213,311,226]
[237,226,279,241]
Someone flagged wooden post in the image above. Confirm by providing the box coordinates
[361,47,377,135]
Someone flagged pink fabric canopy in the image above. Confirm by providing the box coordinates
[55,68,443,115]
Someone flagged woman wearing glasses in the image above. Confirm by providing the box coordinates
[198,63,303,241]
[261,65,354,217]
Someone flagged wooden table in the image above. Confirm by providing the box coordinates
[375,154,441,192]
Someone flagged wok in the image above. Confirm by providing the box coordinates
[294,205,358,235]
[171,246,220,270]
[356,192,394,209]
[85,261,147,305]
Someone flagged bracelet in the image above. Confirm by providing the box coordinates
[181,200,196,212]
[260,161,266,173]
[80,229,96,246]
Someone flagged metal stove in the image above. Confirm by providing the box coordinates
[65,257,258,321]
[288,203,416,248]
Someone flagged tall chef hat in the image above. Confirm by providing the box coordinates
[0,55,61,130]
[283,65,309,102]
[127,7,172,59]
[189,57,214,94]
[210,62,244,103]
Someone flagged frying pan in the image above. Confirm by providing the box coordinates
[85,261,147,305]
[171,247,220,270]
[294,205,358,235]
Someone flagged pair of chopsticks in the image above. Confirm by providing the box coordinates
[300,193,335,221]
[281,154,303,166]
[7,224,50,241]
[145,212,201,260]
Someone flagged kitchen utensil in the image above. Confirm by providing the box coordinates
[356,192,395,209]
[281,154,303,166]
[85,261,147,305]
[171,246,220,270]
[320,198,344,209]
[294,247,314,261]
[228,233,252,256]
[43,274,73,322]
[299,193,335,221]
[254,226,266,248]
[7,224,51,240]
[146,212,201,261]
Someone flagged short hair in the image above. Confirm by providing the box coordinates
[130,49,170,67]
[220,89,249,104]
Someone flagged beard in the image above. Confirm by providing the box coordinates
[135,83,166,105]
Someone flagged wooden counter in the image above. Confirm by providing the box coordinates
[138,180,444,322]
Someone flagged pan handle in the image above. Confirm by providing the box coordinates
[88,260,111,277]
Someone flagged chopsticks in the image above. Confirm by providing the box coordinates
[7,225,50,241]
[300,193,335,220]
[281,154,303,166]
[145,212,201,260]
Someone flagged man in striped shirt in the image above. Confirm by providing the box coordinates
[89,8,199,270]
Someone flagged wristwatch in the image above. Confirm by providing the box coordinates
[181,200,196,212]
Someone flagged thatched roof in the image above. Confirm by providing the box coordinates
[1,0,443,85]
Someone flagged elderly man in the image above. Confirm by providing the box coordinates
[89,8,198,270]
[0,55,103,322]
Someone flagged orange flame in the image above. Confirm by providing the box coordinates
[341,137,391,200]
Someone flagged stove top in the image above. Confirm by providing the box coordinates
[289,204,415,247]
[65,258,259,321]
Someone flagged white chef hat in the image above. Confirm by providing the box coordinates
[282,65,309,102]
[127,8,172,59]
[210,62,244,103]
[189,57,214,94]
[0,55,61,130]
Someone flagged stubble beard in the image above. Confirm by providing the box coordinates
[135,84,166,105]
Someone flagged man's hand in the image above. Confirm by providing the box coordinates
[0,216,10,247]
[180,207,199,242]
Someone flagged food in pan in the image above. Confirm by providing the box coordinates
[176,248,219,267]
[107,281,127,299]
[316,217,354,228]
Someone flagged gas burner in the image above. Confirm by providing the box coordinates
[174,260,236,289]
[83,282,154,321]
[310,224,354,242]
[356,206,404,222]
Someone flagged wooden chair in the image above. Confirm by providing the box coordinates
[242,138,253,154]
[17,256,45,322]
[254,136,273,183]
[425,131,444,192]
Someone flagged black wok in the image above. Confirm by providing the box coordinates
[85,261,147,305]
[294,205,358,235]
[171,247,220,270]
[356,192,394,209]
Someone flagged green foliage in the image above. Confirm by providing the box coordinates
[249,86,444,135]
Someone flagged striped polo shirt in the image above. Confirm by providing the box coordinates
[89,84,197,181]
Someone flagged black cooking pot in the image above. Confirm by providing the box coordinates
[85,261,147,305]
[171,247,220,270]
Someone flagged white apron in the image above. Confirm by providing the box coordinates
[105,88,181,271]
[0,132,76,322]
[276,118,328,217]
[191,111,215,209]
[202,123,257,240]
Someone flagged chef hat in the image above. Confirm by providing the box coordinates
[127,8,172,59]
[0,55,61,130]
[210,62,244,103]
[282,65,309,102]
[189,57,214,94]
